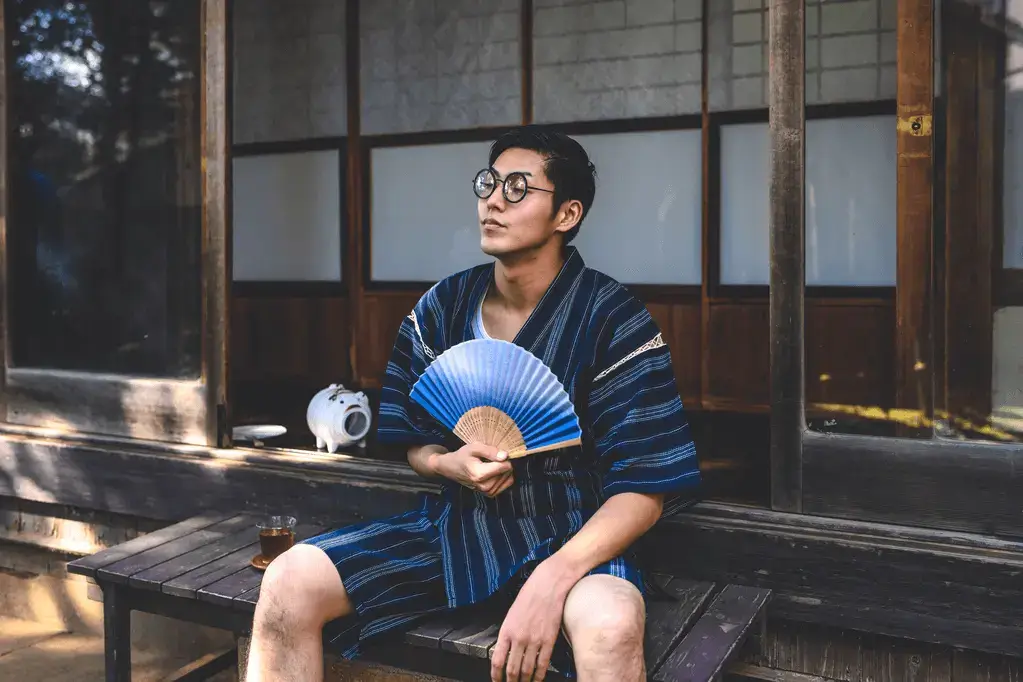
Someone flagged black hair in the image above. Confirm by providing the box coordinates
[488,125,596,244]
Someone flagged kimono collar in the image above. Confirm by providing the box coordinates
[475,246,586,351]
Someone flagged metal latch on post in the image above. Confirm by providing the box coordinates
[897,114,932,137]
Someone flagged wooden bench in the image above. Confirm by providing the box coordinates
[67,512,771,682]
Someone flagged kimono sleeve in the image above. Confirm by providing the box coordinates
[375,302,450,448]
[587,297,702,517]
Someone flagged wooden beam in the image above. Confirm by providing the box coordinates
[345,0,366,385]
[943,4,998,433]
[802,428,1023,535]
[768,0,805,513]
[201,0,231,448]
[894,0,935,436]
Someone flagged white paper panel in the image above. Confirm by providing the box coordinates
[1004,0,1023,269]
[720,115,897,286]
[370,142,494,282]
[232,150,342,282]
[571,130,702,285]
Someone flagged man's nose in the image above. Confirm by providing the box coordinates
[485,185,506,212]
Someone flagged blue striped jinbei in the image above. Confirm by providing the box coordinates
[302,246,701,677]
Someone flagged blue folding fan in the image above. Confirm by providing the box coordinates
[409,339,582,458]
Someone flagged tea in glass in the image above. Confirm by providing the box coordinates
[257,515,296,559]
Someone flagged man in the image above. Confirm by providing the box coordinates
[244,126,701,682]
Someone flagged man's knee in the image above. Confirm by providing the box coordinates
[563,575,645,659]
[255,544,351,634]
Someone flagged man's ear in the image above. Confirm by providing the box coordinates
[553,199,584,235]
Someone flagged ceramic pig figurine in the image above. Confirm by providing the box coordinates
[306,384,373,453]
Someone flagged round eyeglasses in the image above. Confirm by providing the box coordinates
[472,168,554,204]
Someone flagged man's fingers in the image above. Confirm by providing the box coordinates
[519,643,539,682]
[466,443,508,462]
[490,636,510,682]
[533,641,554,682]
[504,641,525,682]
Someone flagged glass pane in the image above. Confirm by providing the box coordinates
[532,0,703,123]
[7,0,203,378]
[707,0,896,111]
[571,129,701,285]
[720,116,897,286]
[232,149,343,282]
[233,0,347,144]
[1004,0,1023,269]
[370,141,495,282]
[360,0,521,135]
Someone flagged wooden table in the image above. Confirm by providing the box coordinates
[67,512,770,682]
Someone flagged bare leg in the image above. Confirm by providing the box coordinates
[245,544,353,682]
[562,574,646,682]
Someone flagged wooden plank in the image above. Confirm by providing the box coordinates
[653,585,771,682]
[439,613,502,659]
[894,0,935,436]
[162,538,261,599]
[0,436,431,525]
[644,576,718,675]
[96,514,255,585]
[405,616,465,650]
[129,516,262,591]
[803,430,1023,537]
[200,523,329,609]
[67,513,229,579]
[767,0,806,512]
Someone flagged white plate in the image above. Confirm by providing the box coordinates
[232,425,287,442]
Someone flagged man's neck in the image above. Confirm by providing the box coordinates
[490,243,566,313]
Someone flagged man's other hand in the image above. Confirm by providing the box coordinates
[490,560,569,682]
[434,442,515,497]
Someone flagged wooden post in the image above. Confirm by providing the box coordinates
[768,0,805,513]
[895,0,935,437]
[345,0,364,385]
[0,4,7,419]
[201,0,231,448]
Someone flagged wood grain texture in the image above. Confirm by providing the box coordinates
[5,368,208,445]
[96,514,256,585]
[654,585,771,682]
[802,429,1023,535]
[805,303,895,412]
[894,0,935,434]
[67,513,230,579]
[201,0,231,447]
[942,3,996,435]
[646,501,1023,658]
[767,0,806,512]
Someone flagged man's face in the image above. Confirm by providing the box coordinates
[477,148,565,258]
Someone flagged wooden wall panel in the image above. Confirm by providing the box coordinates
[354,291,424,388]
[705,303,771,409]
[647,302,701,404]
[805,303,895,410]
[707,302,895,413]
[230,296,350,382]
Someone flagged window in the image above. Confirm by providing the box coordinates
[764,0,1023,534]
[2,0,228,445]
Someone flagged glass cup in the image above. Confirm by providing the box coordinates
[257,515,296,560]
